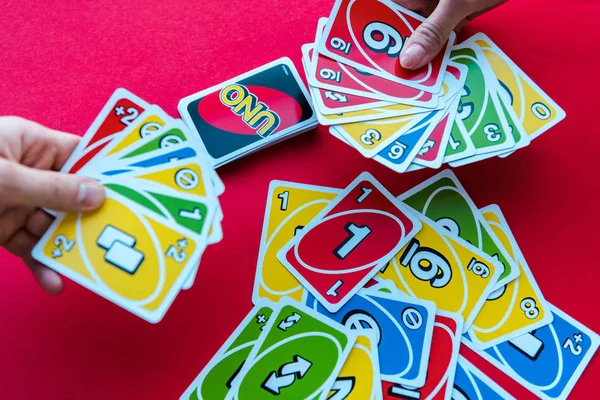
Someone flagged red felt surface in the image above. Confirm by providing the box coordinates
[0,0,599,398]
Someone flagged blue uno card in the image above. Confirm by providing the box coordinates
[101,147,198,176]
[306,289,436,387]
[464,304,599,400]
[453,356,515,400]
[373,109,442,173]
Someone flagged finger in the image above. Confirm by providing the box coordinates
[391,0,432,14]
[0,159,105,212]
[400,0,468,69]
[25,209,55,237]
[4,229,64,295]
[467,1,509,20]
[0,116,81,170]
[0,206,30,245]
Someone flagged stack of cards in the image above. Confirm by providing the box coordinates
[182,169,598,400]
[32,88,224,323]
[178,57,318,167]
[302,0,566,172]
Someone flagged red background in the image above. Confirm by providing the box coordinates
[0,0,598,398]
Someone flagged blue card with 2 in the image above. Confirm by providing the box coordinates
[464,304,599,400]
[453,357,514,400]
[306,289,435,387]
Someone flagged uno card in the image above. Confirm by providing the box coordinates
[277,172,421,313]
[466,205,553,349]
[178,57,317,166]
[464,304,599,400]
[453,357,515,400]
[399,170,518,289]
[180,301,275,400]
[378,213,501,332]
[467,33,566,141]
[226,298,356,400]
[317,0,455,92]
[383,311,463,400]
[61,88,150,175]
[441,118,476,164]
[31,189,204,323]
[304,45,439,108]
[329,331,383,400]
[307,289,436,387]
[448,45,516,158]
[252,181,341,305]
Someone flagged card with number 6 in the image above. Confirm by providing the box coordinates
[277,172,421,313]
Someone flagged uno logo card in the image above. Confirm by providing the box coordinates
[329,331,383,400]
[378,213,501,332]
[252,181,340,305]
[31,190,202,323]
[383,311,463,400]
[277,172,421,313]
[62,88,149,174]
[465,305,599,400]
[452,357,515,400]
[226,299,356,400]
[399,169,518,289]
[317,0,455,93]
[308,289,436,387]
[178,57,316,166]
[180,301,275,400]
[466,205,553,350]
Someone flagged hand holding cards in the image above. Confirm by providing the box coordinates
[31,88,224,323]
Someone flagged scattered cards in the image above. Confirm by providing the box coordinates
[302,6,565,172]
[32,88,224,323]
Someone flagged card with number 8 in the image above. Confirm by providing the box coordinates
[277,172,421,313]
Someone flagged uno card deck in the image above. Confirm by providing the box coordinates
[180,301,275,400]
[317,0,455,92]
[226,298,356,400]
[307,288,436,387]
[179,57,317,167]
[329,331,383,400]
[453,357,515,400]
[378,212,501,332]
[383,310,463,400]
[466,205,553,350]
[277,172,421,312]
[398,170,518,289]
[252,181,341,305]
[464,304,599,400]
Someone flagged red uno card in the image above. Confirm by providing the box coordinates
[383,311,463,399]
[317,0,455,93]
[277,172,421,312]
[61,88,149,174]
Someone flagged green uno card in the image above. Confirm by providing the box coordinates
[180,301,275,400]
[227,298,355,400]
[443,117,476,163]
[449,45,515,159]
[398,169,519,289]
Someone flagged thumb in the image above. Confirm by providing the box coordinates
[0,159,105,212]
[400,0,466,70]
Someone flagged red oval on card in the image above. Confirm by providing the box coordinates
[197,85,302,136]
[295,210,404,273]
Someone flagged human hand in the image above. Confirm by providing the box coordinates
[0,116,105,294]
[395,0,508,69]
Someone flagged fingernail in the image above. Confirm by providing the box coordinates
[400,44,426,69]
[78,182,105,209]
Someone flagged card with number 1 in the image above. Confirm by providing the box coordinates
[277,172,421,312]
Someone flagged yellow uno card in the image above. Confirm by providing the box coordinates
[467,205,553,350]
[103,107,169,157]
[252,181,340,304]
[470,33,566,140]
[31,190,201,323]
[378,213,501,332]
[329,332,383,400]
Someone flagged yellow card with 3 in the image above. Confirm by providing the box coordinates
[252,181,340,304]
[328,332,383,400]
[31,190,201,323]
[378,213,501,332]
[469,33,566,140]
[467,204,553,350]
